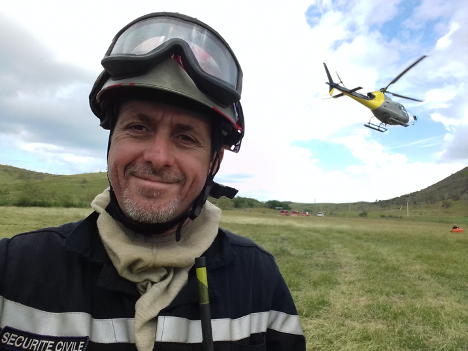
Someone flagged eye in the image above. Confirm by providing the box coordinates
[127,123,150,134]
[176,133,198,145]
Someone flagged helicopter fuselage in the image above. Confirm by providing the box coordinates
[331,88,410,126]
[323,60,423,132]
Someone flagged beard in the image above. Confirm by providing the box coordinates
[121,163,186,224]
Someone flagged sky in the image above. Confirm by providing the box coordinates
[1,0,467,203]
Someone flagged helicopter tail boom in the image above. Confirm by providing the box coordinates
[324,62,365,100]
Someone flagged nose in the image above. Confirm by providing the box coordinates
[141,134,175,170]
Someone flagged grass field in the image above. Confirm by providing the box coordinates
[2,207,468,349]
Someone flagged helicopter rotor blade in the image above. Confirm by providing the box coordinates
[382,55,427,92]
[336,71,346,87]
[386,91,424,102]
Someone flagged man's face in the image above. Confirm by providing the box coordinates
[108,100,217,224]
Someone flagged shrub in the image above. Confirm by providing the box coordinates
[266,200,291,210]
[442,200,452,208]
[14,197,51,207]
[59,195,76,208]
[217,197,234,210]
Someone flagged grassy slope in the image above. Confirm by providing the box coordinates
[403,166,468,201]
[0,207,93,237]
[220,212,468,350]
[2,208,468,350]
[0,165,109,205]
[287,200,468,223]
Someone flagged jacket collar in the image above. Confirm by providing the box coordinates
[64,211,138,297]
[63,211,235,306]
[64,212,107,262]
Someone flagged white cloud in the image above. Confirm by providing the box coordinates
[410,0,458,23]
[436,22,460,49]
[19,142,105,174]
[424,88,457,106]
[430,112,468,131]
[332,132,408,168]
[1,0,467,203]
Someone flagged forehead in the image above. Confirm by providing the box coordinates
[117,100,211,130]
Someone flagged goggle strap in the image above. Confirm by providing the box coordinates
[229,102,244,153]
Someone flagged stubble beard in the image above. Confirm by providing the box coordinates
[120,164,185,224]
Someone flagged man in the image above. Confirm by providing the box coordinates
[0,13,306,350]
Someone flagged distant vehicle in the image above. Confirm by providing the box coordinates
[317,212,324,217]
[450,226,464,233]
[291,210,299,216]
[280,210,289,216]
[301,212,310,216]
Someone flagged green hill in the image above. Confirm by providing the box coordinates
[0,164,467,218]
[392,166,468,203]
[0,164,108,207]
[0,164,259,209]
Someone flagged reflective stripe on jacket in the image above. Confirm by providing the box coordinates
[0,212,305,350]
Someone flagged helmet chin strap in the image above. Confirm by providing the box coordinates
[173,149,237,241]
[105,187,188,236]
[105,121,238,241]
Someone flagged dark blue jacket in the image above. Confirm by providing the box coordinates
[0,212,305,350]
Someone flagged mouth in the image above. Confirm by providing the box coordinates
[133,173,175,184]
[125,164,184,186]
[129,173,180,200]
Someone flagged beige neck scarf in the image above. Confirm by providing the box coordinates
[91,189,221,351]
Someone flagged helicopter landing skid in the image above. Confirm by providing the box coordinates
[364,121,387,133]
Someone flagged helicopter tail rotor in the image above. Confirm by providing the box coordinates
[336,71,346,87]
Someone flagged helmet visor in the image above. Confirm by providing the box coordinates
[108,16,238,89]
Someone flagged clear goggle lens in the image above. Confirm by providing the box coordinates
[109,17,238,89]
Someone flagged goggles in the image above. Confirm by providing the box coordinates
[101,12,243,106]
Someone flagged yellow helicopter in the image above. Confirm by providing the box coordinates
[323,56,427,132]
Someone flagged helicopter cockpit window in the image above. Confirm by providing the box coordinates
[397,103,409,118]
